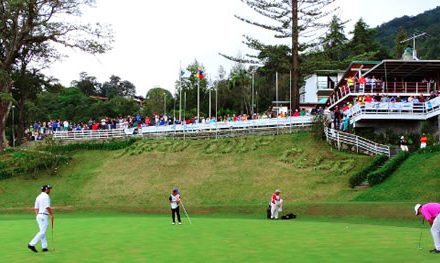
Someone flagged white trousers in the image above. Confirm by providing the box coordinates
[432,216,440,250]
[420,143,427,149]
[270,203,279,219]
[29,214,48,249]
[400,145,408,152]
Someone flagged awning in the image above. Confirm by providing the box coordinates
[364,60,440,79]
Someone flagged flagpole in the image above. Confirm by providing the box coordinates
[276,71,279,135]
[289,70,292,134]
[197,76,200,122]
[179,65,182,122]
[215,82,218,139]
[184,91,186,140]
[209,89,211,118]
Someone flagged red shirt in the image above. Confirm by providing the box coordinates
[271,193,280,204]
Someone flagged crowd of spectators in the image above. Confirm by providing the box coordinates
[26,107,324,140]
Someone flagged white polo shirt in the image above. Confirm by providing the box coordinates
[34,192,51,215]
[169,194,180,209]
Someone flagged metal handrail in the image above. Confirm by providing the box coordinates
[324,127,390,157]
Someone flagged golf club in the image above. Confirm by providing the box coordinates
[180,201,192,225]
[417,219,424,250]
[51,218,55,251]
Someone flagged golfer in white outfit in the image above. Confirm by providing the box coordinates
[28,185,54,253]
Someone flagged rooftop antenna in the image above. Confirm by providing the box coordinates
[400,32,427,60]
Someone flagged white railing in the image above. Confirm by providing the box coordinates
[328,81,438,108]
[344,97,440,122]
[53,116,314,140]
[324,127,390,157]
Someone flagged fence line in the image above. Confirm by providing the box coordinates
[53,117,314,141]
[324,127,390,157]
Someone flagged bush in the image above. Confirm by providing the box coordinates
[0,149,71,180]
[416,144,440,154]
[349,155,388,188]
[367,151,410,186]
[45,138,138,154]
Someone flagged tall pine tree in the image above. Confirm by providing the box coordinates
[221,0,336,110]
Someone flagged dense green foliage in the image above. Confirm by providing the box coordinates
[44,138,138,154]
[349,155,388,188]
[0,149,70,180]
[355,151,440,201]
[367,151,411,186]
[29,88,140,123]
[376,6,440,59]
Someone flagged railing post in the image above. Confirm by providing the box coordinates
[356,136,359,153]
[416,82,418,94]
[375,143,378,155]
[337,131,340,150]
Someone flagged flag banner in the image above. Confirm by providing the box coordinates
[197,69,205,80]
[180,69,191,79]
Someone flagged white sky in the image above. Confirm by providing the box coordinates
[44,0,440,96]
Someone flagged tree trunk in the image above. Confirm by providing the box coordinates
[291,0,300,111]
[0,78,13,150]
[16,96,26,145]
[0,100,11,150]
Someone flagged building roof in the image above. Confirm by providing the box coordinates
[363,60,440,79]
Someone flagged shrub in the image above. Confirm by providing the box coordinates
[45,138,138,154]
[416,144,440,154]
[349,155,388,188]
[0,149,71,180]
[367,151,410,186]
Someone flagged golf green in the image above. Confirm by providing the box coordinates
[0,213,437,262]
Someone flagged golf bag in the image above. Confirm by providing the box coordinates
[281,213,296,220]
[266,205,271,219]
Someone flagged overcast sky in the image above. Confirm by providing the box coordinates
[44,0,440,96]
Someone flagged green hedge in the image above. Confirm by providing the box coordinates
[367,151,411,186]
[416,144,440,154]
[349,155,388,188]
[46,138,138,154]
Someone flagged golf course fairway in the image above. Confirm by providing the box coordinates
[0,213,437,263]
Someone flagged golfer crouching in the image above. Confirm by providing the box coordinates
[270,189,283,220]
[415,203,440,254]
[169,188,182,225]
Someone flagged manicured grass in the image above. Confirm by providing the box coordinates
[0,133,372,210]
[0,213,438,263]
[354,152,440,202]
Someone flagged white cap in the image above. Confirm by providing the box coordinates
[401,136,404,139]
[275,189,281,193]
[415,204,422,215]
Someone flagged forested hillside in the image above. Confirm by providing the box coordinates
[376,6,440,59]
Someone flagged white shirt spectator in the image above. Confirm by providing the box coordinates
[35,192,51,214]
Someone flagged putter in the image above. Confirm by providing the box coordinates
[417,219,424,250]
[180,201,192,224]
[51,219,55,251]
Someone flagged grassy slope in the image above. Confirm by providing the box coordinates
[353,151,440,202]
[0,133,371,211]
[1,214,438,263]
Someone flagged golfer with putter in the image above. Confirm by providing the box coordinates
[415,203,440,254]
[169,188,182,225]
[270,189,283,220]
[28,185,54,253]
